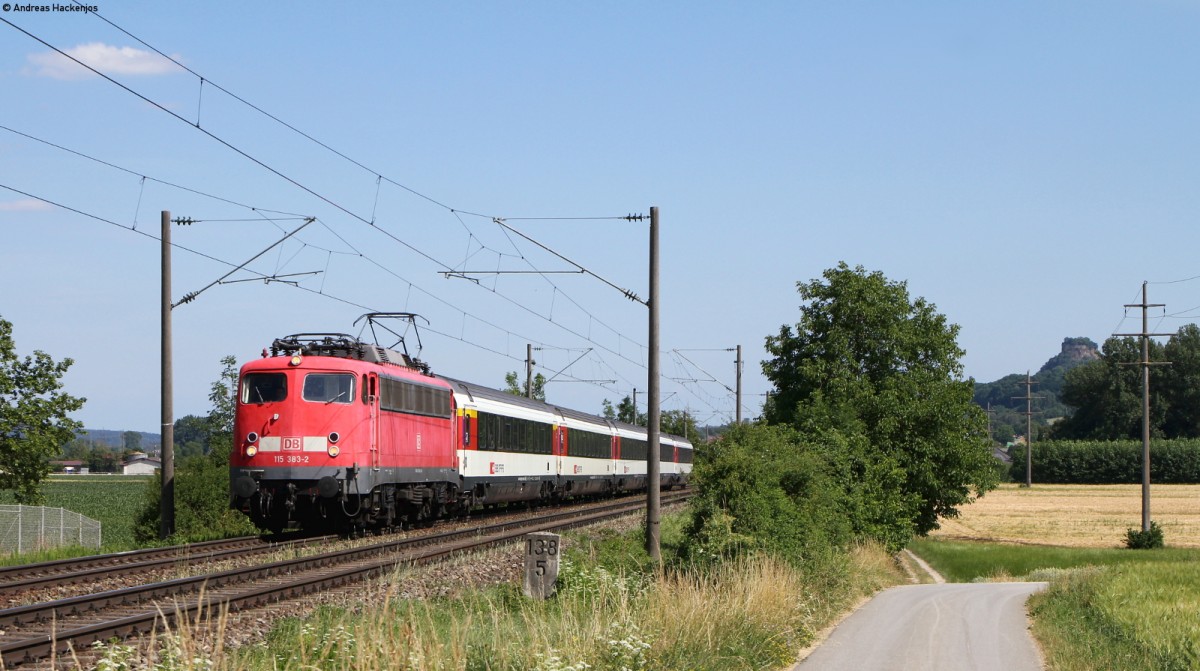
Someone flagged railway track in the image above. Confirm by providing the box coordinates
[0,532,333,600]
[0,491,690,668]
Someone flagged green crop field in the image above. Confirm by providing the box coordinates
[915,484,1200,670]
[0,475,152,553]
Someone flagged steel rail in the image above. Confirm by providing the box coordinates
[0,531,325,587]
[0,534,333,597]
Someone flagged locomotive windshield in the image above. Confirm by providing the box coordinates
[302,373,356,404]
[242,373,287,404]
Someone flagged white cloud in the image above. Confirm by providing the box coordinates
[26,42,182,80]
[0,199,53,212]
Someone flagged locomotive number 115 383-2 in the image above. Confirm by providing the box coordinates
[274,455,310,464]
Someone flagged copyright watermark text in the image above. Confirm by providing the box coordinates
[2,4,99,12]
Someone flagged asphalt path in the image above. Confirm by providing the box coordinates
[795,582,1047,671]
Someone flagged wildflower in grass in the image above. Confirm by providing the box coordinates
[533,650,591,671]
[93,640,139,671]
[605,622,653,671]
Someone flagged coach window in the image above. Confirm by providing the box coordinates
[303,373,356,404]
[242,373,287,404]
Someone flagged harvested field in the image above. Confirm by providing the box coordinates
[929,483,1200,548]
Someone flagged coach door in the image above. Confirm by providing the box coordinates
[367,373,380,471]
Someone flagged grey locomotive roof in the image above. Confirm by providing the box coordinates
[439,377,554,414]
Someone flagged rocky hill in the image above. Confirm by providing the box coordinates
[973,337,1100,442]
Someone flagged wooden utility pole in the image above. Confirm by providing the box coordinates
[1116,282,1171,532]
[160,210,175,540]
[646,206,661,562]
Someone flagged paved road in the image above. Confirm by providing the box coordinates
[795,582,1047,671]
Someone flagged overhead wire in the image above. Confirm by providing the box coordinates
[5,18,654,371]
[0,181,622,390]
[4,13,717,413]
[0,123,308,220]
[54,6,651,341]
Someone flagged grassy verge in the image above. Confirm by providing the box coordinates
[908,537,1200,583]
[99,511,904,670]
[909,538,1200,670]
[1029,561,1200,670]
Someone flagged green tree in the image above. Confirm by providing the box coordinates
[0,316,86,504]
[173,414,212,459]
[1053,337,1164,440]
[503,371,546,401]
[681,423,850,564]
[208,355,238,436]
[122,430,142,453]
[661,408,699,440]
[59,437,93,462]
[87,446,120,473]
[762,263,996,536]
[601,395,645,425]
[1162,324,1200,438]
[136,355,254,543]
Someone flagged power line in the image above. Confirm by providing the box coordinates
[2,94,650,376]
[2,16,709,406]
[0,181,633,392]
[4,19,654,370]
[0,124,309,221]
[36,8,655,349]
[487,217,645,305]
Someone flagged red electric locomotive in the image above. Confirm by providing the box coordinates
[229,325,693,534]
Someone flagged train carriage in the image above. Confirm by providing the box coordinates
[612,421,649,492]
[229,332,692,533]
[557,407,618,497]
[446,378,560,505]
[660,434,694,488]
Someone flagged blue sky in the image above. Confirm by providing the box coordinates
[2,2,1198,434]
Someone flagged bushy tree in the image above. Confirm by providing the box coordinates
[122,430,142,452]
[602,395,645,425]
[1161,324,1200,438]
[0,316,86,504]
[681,423,850,565]
[136,355,255,543]
[661,409,699,440]
[208,355,238,436]
[762,263,996,536]
[173,414,212,459]
[1054,337,1166,440]
[503,371,546,401]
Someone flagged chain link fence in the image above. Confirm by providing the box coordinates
[0,505,102,555]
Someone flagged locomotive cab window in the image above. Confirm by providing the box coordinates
[303,373,356,404]
[241,373,287,404]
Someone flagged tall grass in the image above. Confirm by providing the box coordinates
[1030,561,1200,671]
[227,552,881,670]
[92,519,902,670]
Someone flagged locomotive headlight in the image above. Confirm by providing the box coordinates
[289,355,303,366]
[327,444,340,458]
[328,432,340,444]
[245,445,258,457]
[246,432,259,444]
